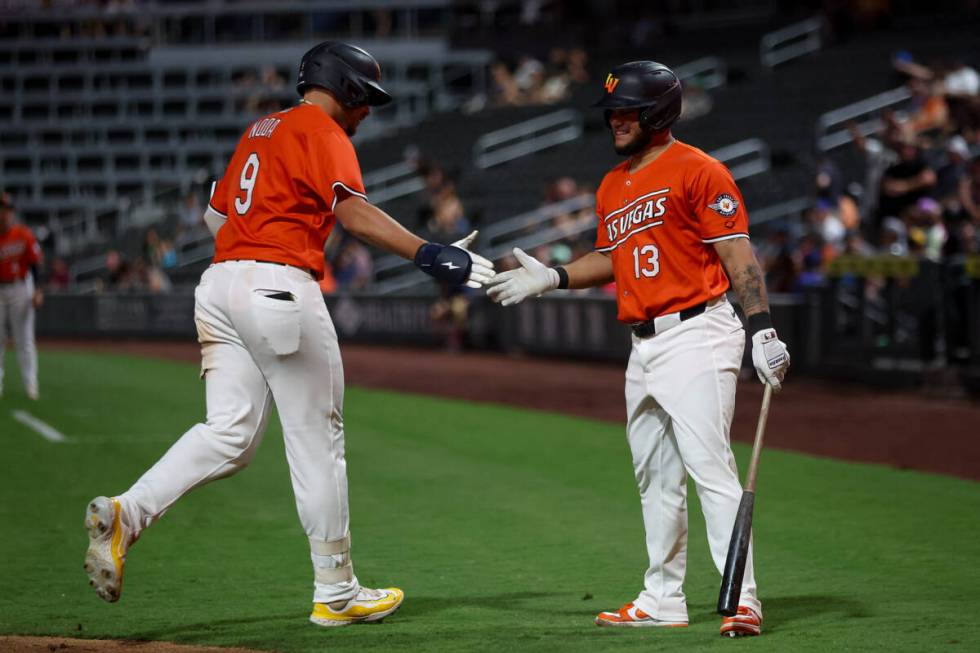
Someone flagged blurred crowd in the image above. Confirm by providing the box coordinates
[757,52,980,294]
[466,48,590,112]
[232,65,290,116]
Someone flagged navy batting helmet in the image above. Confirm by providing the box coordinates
[296,41,392,108]
[593,61,682,133]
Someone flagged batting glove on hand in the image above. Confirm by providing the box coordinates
[486,248,559,306]
[751,328,790,391]
[452,230,496,289]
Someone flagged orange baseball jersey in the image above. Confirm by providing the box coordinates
[0,224,42,283]
[594,140,749,323]
[209,102,366,279]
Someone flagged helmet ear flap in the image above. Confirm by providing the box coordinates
[638,106,654,132]
[603,109,612,129]
[340,76,367,108]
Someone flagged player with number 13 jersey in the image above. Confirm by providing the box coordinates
[487,60,790,637]
[594,141,748,323]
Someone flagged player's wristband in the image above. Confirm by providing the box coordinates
[553,266,569,290]
[747,311,774,335]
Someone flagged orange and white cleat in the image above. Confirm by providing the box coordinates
[720,606,762,637]
[595,602,688,628]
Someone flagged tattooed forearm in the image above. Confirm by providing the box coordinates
[713,237,771,316]
[730,263,769,316]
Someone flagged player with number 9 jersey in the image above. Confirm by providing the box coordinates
[208,102,365,278]
[83,41,495,629]
[594,141,748,324]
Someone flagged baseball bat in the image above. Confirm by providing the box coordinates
[717,382,773,617]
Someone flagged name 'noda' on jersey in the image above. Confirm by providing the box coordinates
[606,193,669,244]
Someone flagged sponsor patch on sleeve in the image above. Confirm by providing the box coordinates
[708,193,739,217]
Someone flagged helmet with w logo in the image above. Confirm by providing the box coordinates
[593,61,682,133]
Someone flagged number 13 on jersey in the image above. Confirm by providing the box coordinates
[633,244,660,278]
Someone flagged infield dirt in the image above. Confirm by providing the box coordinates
[0,636,263,653]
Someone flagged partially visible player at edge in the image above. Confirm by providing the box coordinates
[486,61,790,637]
[83,42,494,627]
[0,192,43,400]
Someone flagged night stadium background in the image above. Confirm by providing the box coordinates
[1,1,979,652]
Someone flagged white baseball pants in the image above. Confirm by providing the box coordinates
[116,260,358,603]
[0,276,38,397]
[624,296,761,621]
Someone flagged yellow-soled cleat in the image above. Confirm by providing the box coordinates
[310,587,405,627]
[83,496,131,603]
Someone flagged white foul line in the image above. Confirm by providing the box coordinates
[12,410,67,443]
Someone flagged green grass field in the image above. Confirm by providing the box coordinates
[1,349,979,652]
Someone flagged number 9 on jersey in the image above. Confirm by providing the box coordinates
[235,153,261,215]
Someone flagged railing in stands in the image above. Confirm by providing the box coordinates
[473,109,584,169]
[760,16,823,68]
[674,56,727,90]
[710,138,770,181]
[748,196,812,227]
[363,161,426,206]
[815,86,913,152]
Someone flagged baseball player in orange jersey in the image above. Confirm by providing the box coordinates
[83,42,494,627]
[0,193,43,400]
[487,61,790,637]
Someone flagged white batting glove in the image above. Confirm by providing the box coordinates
[452,230,495,289]
[751,328,790,391]
[486,248,560,306]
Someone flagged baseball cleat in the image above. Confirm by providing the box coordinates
[83,496,131,603]
[595,602,688,628]
[720,606,762,637]
[310,587,405,627]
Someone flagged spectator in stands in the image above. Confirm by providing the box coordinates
[959,156,980,225]
[99,249,127,290]
[935,135,972,211]
[910,197,947,262]
[757,224,797,294]
[880,217,909,256]
[679,82,713,122]
[413,159,449,227]
[46,257,71,291]
[808,200,846,255]
[879,139,937,225]
[177,190,205,239]
[143,228,163,265]
[489,60,522,107]
[894,54,980,138]
[422,178,471,244]
[334,238,373,291]
[257,65,288,114]
[903,77,949,139]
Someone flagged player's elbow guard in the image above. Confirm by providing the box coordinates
[203,206,227,237]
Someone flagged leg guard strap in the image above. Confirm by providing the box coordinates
[310,534,350,556]
[310,534,353,584]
